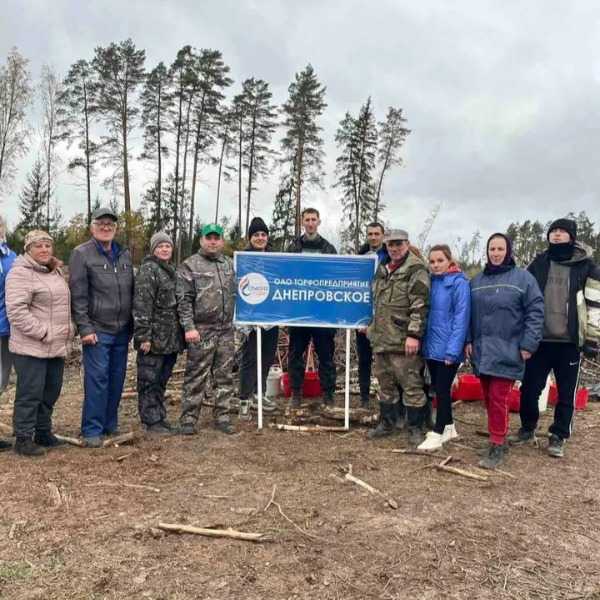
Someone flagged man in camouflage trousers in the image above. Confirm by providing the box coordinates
[133,232,184,434]
[367,229,431,446]
[177,224,236,435]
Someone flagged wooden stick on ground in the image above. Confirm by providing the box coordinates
[84,482,161,493]
[102,431,138,448]
[270,423,347,433]
[342,464,398,510]
[391,448,446,457]
[158,522,267,542]
[54,434,85,447]
[434,455,489,482]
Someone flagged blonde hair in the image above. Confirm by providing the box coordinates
[0,215,7,243]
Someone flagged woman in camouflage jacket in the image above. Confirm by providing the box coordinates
[133,232,184,434]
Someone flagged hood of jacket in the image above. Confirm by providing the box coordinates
[13,253,63,275]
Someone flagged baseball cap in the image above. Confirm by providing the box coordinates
[201,223,224,237]
[91,207,118,222]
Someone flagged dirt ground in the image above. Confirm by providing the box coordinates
[1,359,600,600]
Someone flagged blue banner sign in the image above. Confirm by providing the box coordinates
[234,252,377,328]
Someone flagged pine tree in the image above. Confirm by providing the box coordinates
[270,171,296,250]
[0,47,32,196]
[186,49,232,256]
[140,62,173,228]
[91,39,145,241]
[237,78,278,235]
[334,98,378,252]
[374,107,410,220]
[213,104,235,223]
[280,64,327,236]
[57,58,98,224]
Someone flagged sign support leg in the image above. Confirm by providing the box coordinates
[345,329,350,430]
[257,326,263,430]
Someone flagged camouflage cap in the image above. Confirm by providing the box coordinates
[24,229,53,249]
[384,228,409,243]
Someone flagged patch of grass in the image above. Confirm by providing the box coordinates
[0,560,33,584]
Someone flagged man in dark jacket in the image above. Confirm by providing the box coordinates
[133,232,184,434]
[69,207,134,447]
[356,222,389,408]
[287,208,337,408]
[509,218,600,458]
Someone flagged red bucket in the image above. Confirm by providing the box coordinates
[548,385,588,411]
[280,371,322,398]
[451,374,484,401]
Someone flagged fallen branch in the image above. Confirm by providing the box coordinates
[320,406,378,426]
[341,465,398,509]
[158,522,267,542]
[391,448,446,457]
[115,453,134,462]
[434,456,488,482]
[54,434,85,447]
[102,431,138,447]
[85,482,160,493]
[121,391,138,400]
[264,484,325,541]
[270,423,347,433]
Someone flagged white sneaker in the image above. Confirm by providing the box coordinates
[417,431,444,451]
[442,423,459,442]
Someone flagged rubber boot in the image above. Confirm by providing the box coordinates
[394,402,406,430]
[367,403,396,439]
[406,406,425,447]
[14,436,45,457]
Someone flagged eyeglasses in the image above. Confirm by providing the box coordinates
[93,221,117,230]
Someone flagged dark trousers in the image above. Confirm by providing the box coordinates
[356,331,372,400]
[82,329,130,437]
[239,327,279,399]
[427,359,459,434]
[13,354,64,437]
[520,341,581,440]
[288,327,336,396]
[137,351,178,426]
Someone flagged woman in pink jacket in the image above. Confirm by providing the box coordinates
[6,230,72,456]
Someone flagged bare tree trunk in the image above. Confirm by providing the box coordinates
[122,110,131,244]
[294,140,304,238]
[177,96,193,263]
[189,95,206,255]
[374,147,391,222]
[156,80,162,227]
[245,111,257,236]
[83,81,92,225]
[173,91,184,246]
[237,115,243,235]
[214,137,227,223]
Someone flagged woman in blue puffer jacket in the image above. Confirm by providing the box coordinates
[467,233,544,470]
[419,244,470,451]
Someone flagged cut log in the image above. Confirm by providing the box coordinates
[158,522,267,542]
[270,423,347,433]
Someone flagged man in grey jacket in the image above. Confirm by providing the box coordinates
[69,207,134,447]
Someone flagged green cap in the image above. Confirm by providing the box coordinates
[201,223,224,237]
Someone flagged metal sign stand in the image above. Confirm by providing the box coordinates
[256,325,351,431]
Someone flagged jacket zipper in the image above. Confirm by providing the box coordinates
[215,260,226,326]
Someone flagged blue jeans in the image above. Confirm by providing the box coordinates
[82,329,130,438]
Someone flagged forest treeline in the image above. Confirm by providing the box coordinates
[0,40,410,261]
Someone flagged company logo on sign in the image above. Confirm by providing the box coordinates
[239,272,270,305]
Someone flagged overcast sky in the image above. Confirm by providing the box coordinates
[1,0,599,251]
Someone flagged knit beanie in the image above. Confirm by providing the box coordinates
[547,218,577,242]
[24,230,53,250]
[248,217,269,238]
[150,231,174,254]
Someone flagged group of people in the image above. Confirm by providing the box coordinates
[0,208,599,470]
[366,220,599,468]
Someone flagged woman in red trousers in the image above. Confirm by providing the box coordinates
[466,233,544,469]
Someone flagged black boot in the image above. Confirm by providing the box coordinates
[360,395,370,409]
[14,436,45,457]
[34,431,65,447]
[368,403,396,439]
[0,439,12,452]
[406,406,425,447]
